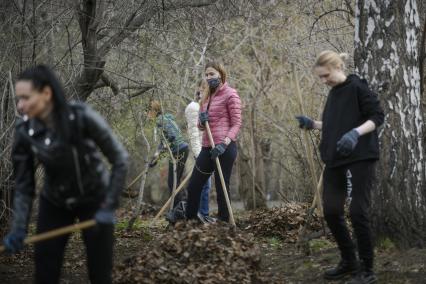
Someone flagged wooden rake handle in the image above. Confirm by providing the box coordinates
[0,219,96,253]
[205,122,236,227]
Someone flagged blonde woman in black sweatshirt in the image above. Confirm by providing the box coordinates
[296,50,384,284]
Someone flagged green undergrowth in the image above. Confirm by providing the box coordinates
[115,218,154,242]
[115,218,146,230]
[376,237,396,251]
[266,236,284,249]
[309,238,334,253]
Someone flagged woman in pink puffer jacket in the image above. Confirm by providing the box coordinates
[185,62,242,223]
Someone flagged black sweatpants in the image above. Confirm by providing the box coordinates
[186,142,237,222]
[323,160,375,270]
[168,146,189,206]
[34,197,113,284]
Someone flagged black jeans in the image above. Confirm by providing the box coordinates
[323,160,375,270]
[168,146,189,206]
[34,197,113,284]
[186,142,237,222]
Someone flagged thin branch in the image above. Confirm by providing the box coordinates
[163,0,218,10]
[96,73,155,97]
[98,0,218,58]
[101,73,121,96]
[309,8,352,40]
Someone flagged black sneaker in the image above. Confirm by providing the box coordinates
[197,214,217,224]
[196,212,208,224]
[203,215,217,224]
[345,271,377,284]
[324,260,360,280]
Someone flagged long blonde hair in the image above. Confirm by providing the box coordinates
[315,50,349,70]
[197,79,208,103]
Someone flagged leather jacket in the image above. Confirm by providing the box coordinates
[10,102,129,232]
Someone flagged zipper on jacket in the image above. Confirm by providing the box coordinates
[72,146,85,195]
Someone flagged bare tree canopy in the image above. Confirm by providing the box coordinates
[1,1,426,282]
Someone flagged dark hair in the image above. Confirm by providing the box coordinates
[17,65,71,142]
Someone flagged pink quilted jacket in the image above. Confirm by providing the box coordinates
[199,82,242,147]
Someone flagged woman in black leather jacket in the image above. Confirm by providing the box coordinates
[2,65,129,284]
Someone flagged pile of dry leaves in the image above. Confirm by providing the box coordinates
[244,203,323,243]
[113,222,275,283]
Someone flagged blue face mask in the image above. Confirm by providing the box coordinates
[207,78,221,89]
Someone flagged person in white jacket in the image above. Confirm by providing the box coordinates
[185,79,212,221]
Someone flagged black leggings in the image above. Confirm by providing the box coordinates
[168,146,189,206]
[34,197,113,284]
[186,142,237,222]
[323,160,375,269]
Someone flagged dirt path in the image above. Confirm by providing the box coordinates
[1,209,425,283]
[261,240,426,283]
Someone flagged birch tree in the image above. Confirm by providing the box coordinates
[354,0,426,247]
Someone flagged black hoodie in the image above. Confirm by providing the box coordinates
[320,74,384,168]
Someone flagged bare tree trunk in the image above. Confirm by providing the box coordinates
[0,74,18,237]
[354,0,426,247]
[40,1,55,63]
[261,138,272,200]
[418,0,426,98]
[238,143,267,210]
[418,0,426,152]
[70,0,218,101]
[249,104,257,208]
[127,118,151,231]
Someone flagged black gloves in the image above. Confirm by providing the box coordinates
[336,129,360,157]
[295,115,314,130]
[210,143,227,160]
[199,112,209,126]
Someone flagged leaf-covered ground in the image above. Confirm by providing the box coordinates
[1,203,425,283]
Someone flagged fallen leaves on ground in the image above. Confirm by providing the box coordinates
[139,203,161,217]
[113,221,277,283]
[243,203,323,243]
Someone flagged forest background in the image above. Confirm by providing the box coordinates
[1,0,426,249]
